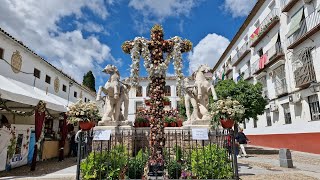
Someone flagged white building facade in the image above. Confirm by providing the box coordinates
[212,0,320,154]
[0,27,96,170]
[127,77,181,122]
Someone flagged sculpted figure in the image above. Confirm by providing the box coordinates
[183,78,199,123]
[96,65,121,125]
[193,64,218,121]
[119,78,131,121]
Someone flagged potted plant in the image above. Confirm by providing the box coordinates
[143,118,150,127]
[66,100,100,131]
[210,97,245,129]
[135,117,145,127]
[164,117,171,127]
[176,116,183,127]
[163,97,170,106]
[169,117,176,127]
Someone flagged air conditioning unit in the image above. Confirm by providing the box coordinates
[304,0,313,3]
[289,93,302,103]
[270,102,278,112]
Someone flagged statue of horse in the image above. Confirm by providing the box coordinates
[96,65,122,125]
[193,64,218,121]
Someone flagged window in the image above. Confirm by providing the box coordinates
[274,65,287,96]
[45,75,51,84]
[257,48,264,57]
[135,101,144,112]
[0,48,4,59]
[44,119,53,138]
[254,20,260,28]
[164,86,171,96]
[33,68,40,79]
[146,85,150,97]
[308,94,320,121]
[244,35,248,42]
[136,86,142,97]
[74,91,77,98]
[283,103,292,124]
[266,109,272,126]
[85,97,87,102]
[62,84,67,92]
[253,119,258,128]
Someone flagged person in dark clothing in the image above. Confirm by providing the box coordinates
[68,131,77,157]
[235,128,250,158]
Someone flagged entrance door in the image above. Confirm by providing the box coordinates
[28,130,35,164]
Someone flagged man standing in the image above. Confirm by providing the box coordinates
[236,128,250,158]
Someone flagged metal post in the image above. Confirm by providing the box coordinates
[232,124,239,180]
[76,130,82,180]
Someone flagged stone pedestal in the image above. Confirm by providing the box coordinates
[279,148,293,168]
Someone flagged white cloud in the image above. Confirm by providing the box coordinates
[222,0,256,18]
[0,0,117,83]
[129,0,200,33]
[188,33,230,74]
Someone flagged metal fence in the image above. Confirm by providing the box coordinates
[76,128,239,180]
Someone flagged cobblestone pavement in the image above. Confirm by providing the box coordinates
[238,145,320,180]
[0,157,76,180]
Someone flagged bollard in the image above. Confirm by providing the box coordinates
[279,148,293,168]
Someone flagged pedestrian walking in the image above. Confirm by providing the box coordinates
[235,128,250,158]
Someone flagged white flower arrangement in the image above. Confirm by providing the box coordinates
[210,97,245,122]
[126,36,185,92]
[66,99,101,123]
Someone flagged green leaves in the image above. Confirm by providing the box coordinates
[214,79,268,123]
[82,71,96,92]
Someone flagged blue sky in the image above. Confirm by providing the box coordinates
[0,0,256,89]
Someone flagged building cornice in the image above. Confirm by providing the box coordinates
[0,27,96,96]
[211,0,265,72]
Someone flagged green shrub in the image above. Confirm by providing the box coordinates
[81,145,128,180]
[191,144,233,179]
[167,160,182,179]
[127,149,149,179]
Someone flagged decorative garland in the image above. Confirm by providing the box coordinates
[122,35,191,94]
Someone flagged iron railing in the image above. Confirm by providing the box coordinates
[275,78,288,96]
[249,8,280,47]
[76,128,239,180]
[287,7,320,48]
[251,42,283,74]
[242,67,251,80]
[232,42,250,65]
[291,47,317,87]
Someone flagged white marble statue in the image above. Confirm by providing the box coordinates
[119,78,131,121]
[184,64,218,124]
[96,65,122,125]
[183,78,199,122]
[194,64,218,120]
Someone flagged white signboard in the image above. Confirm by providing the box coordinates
[93,129,111,141]
[192,128,209,140]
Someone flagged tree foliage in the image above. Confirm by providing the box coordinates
[82,71,96,92]
[214,79,267,122]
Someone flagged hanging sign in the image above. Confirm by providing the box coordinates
[93,129,111,141]
[192,128,209,140]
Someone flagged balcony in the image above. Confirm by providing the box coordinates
[287,7,320,49]
[242,67,252,80]
[275,79,288,97]
[252,42,285,75]
[232,42,251,66]
[292,47,317,88]
[250,9,280,48]
[225,63,233,76]
[281,0,299,12]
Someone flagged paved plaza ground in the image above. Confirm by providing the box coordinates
[0,145,319,180]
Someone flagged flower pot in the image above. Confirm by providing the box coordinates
[143,122,149,127]
[79,121,94,131]
[134,122,140,127]
[176,121,183,127]
[170,122,176,127]
[220,119,235,129]
[164,102,170,106]
[164,122,169,127]
[139,122,144,127]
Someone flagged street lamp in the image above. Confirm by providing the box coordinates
[309,82,320,93]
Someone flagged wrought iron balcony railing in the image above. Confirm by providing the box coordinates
[251,42,284,75]
[249,8,280,47]
[232,42,250,66]
[292,47,317,88]
[275,78,288,96]
[287,7,320,49]
[242,67,252,80]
